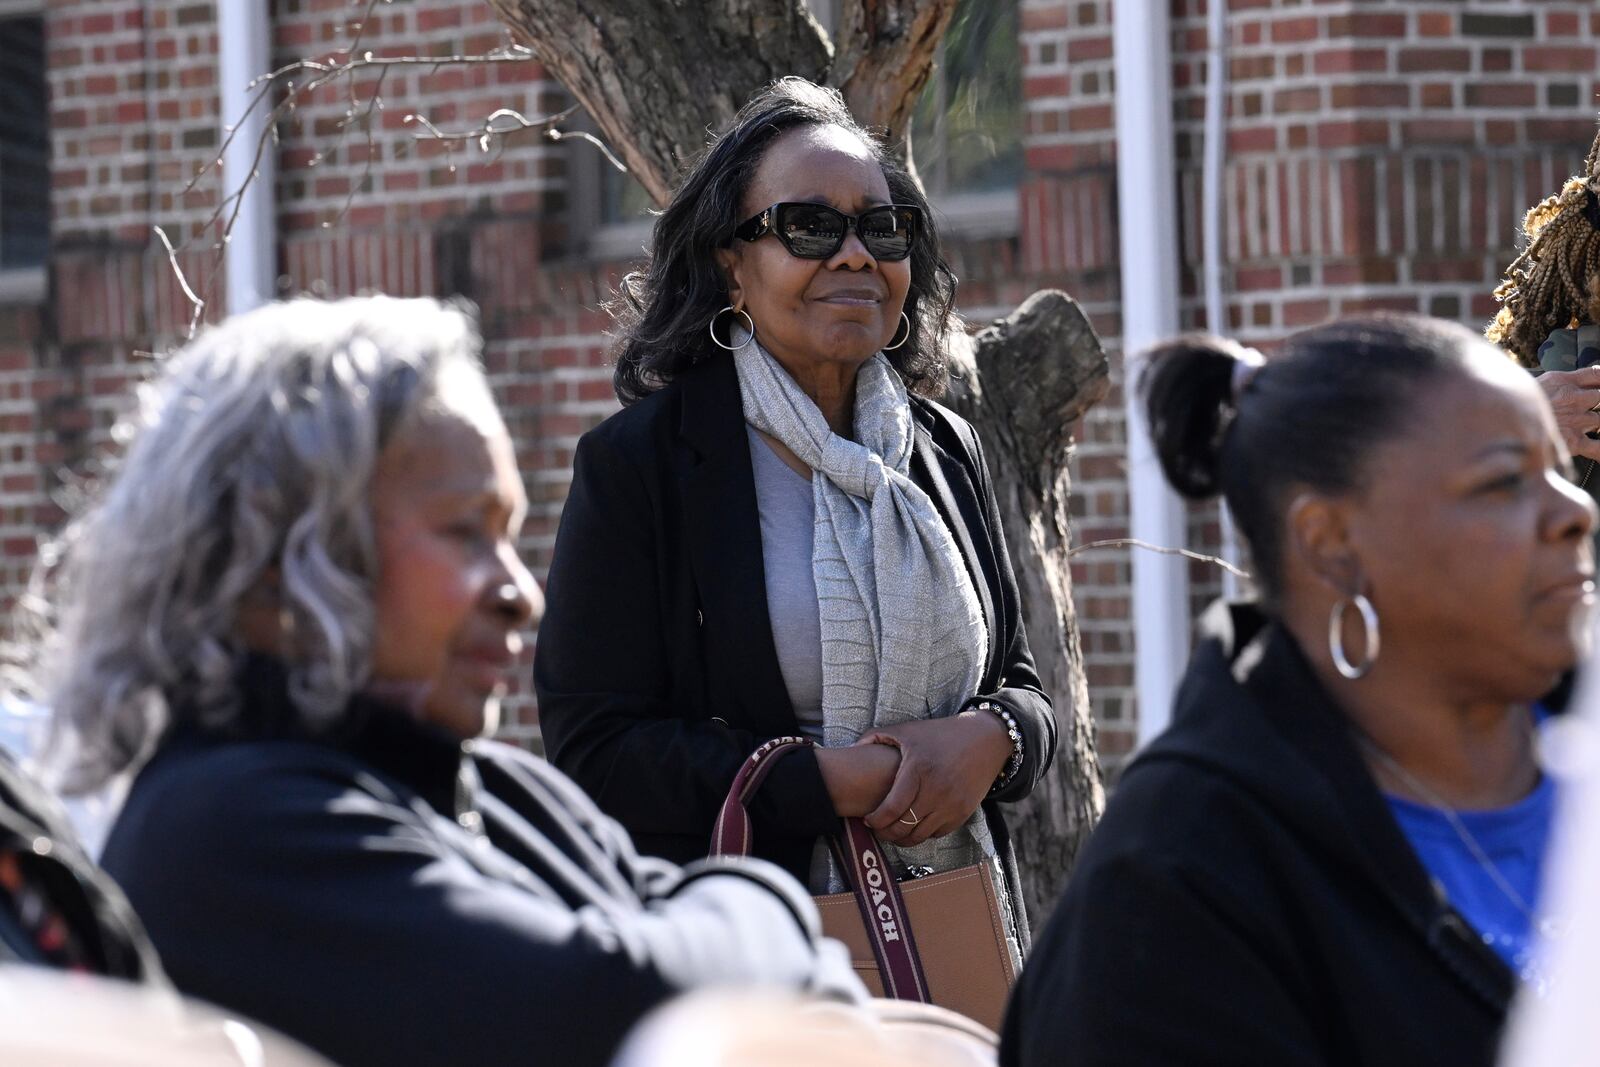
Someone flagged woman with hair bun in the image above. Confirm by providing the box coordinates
[1003,315,1596,1067]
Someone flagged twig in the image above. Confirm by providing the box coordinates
[1068,538,1250,581]
[327,63,392,225]
[335,0,388,64]
[152,226,206,339]
[156,13,591,339]
[402,103,585,176]
[545,127,628,172]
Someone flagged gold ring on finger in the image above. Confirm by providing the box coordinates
[897,807,920,826]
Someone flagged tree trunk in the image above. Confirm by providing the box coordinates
[947,291,1109,925]
[489,0,1108,926]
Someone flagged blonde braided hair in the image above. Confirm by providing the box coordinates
[1487,122,1600,367]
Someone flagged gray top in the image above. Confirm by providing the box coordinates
[747,426,825,742]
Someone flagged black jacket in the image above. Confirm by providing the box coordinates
[1002,602,1518,1067]
[101,659,858,1067]
[534,354,1056,893]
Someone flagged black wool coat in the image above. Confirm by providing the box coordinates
[102,657,856,1067]
[1002,602,1523,1067]
[534,353,1056,900]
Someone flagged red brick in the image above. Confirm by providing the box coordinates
[1397,48,1472,73]
[1481,49,1513,74]
[1522,47,1597,74]
[1020,5,1069,31]
[1416,12,1453,37]
[1025,74,1070,99]
[1398,118,1477,146]
[1230,54,1277,81]
[1330,83,1409,109]
[1228,126,1278,152]
[1412,259,1487,284]
[1484,119,1518,146]
[1066,36,1112,62]
[1338,296,1421,315]
[1326,13,1406,37]
[1314,48,1388,75]
[1528,117,1600,144]
[1315,119,1390,149]
[1283,299,1331,327]
[1545,12,1581,36]
[1273,87,1322,114]
[417,7,464,31]
[1270,16,1320,43]
[1235,266,1283,292]
[1464,83,1536,109]
[1066,104,1113,132]
[1420,83,1454,109]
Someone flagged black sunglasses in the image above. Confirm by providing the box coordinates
[733,202,922,261]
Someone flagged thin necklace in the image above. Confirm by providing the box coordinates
[1357,732,1561,939]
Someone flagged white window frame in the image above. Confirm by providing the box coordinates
[933,189,1019,241]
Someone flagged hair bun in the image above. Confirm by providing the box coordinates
[1137,335,1258,500]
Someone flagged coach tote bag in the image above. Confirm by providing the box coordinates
[710,736,1017,1032]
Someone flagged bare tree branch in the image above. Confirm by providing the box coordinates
[157,17,609,337]
[152,226,206,339]
[486,0,831,206]
[1070,539,1251,581]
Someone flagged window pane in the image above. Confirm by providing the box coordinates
[911,0,1021,197]
[600,164,653,225]
[0,15,48,271]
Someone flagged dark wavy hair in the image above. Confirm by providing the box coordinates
[1139,314,1483,603]
[609,77,959,405]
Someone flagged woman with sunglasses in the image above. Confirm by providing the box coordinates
[535,78,1054,960]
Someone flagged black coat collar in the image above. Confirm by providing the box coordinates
[1141,601,1517,1012]
[672,354,999,729]
[174,653,473,821]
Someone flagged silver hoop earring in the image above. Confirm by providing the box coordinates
[881,311,911,352]
[1328,593,1380,680]
[708,306,755,351]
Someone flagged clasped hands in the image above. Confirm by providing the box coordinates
[813,710,1014,848]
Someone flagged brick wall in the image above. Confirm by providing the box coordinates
[14,0,1600,770]
[32,0,619,744]
[1016,0,1600,776]
[268,0,608,743]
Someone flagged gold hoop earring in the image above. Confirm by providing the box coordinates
[1328,593,1380,680]
[882,311,912,352]
[708,306,755,351]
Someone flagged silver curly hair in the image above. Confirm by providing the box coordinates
[19,296,490,793]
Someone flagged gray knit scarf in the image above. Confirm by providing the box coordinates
[732,340,996,888]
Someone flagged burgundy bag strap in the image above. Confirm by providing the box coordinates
[832,816,932,1002]
[711,736,932,1004]
[710,736,814,858]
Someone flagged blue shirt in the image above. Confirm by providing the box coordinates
[1386,773,1555,978]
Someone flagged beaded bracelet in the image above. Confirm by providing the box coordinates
[969,699,1024,795]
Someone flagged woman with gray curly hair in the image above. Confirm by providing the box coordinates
[24,296,859,1067]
